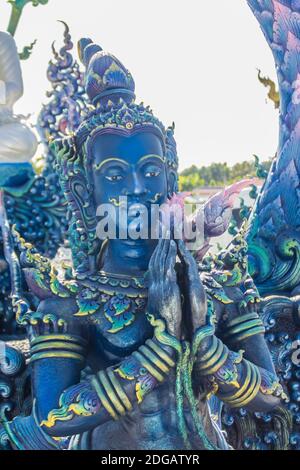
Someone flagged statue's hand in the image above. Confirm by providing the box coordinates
[177,239,207,333]
[147,238,182,339]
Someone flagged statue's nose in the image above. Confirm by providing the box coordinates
[128,172,147,197]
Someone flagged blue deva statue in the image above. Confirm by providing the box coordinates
[0,31,287,450]
[1,0,300,451]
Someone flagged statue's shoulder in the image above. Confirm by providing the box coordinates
[13,227,79,302]
[37,295,78,318]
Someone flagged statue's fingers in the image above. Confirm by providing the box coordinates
[177,239,192,265]
[176,239,185,263]
[160,237,170,273]
[178,239,199,278]
[165,240,177,279]
[148,241,159,273]
[151,239,163,278]
[158,229,170,270]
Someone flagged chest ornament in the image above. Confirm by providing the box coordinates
[103,294,136,333]
[73,271,148,334]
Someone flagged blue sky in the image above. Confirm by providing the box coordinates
[0,0,279,171]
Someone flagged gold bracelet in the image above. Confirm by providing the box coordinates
[218,360,261,408]
[196,340,229,376]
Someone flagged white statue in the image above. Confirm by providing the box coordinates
[0,31,37,164]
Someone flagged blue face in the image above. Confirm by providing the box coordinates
[91,131,167,204]
[91,131,168,231]
[90,130,168,272]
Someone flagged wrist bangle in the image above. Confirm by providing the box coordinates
[91,339,176,421]
[195,339,229,376]
[217,360,261,407]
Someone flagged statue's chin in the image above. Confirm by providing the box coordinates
[119,238,154,260]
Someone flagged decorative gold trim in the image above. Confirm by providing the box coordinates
[225,313,260,329]
[100,288,147,299]
[97,371,126,417]
[93,157,130,172]
[90,376,117,420]
[197,343,229,375]
[139,345,170,374]
[107,369,132,412]
[146,339,175,367]
[227,326,266,343]
[197,336,219,363]
[132,351,165,382]
[31,334,88,347]
[31,342,84,354]
[218,360,252,402]
[219,362,261,407]
[224,320,265,338]
[196,337,223,371]
[30,351,84,363]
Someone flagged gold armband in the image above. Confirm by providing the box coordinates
[222,313,265,344]
[30,334,87,364]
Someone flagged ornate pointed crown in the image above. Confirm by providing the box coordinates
[78,38,135,108]
[53,38,179,273]
[75,38,178,174]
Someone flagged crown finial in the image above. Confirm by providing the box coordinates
[78,38,135,108]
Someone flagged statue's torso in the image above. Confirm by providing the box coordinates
[67,278,219,450]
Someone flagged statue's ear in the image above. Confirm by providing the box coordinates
[165,125,179,196]
[51,136,96,233]
[167,168,178,197]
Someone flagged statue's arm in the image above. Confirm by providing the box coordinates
[33,239,181,438]
[4,303,177,446]
[177,239,285,412]
[5,297,89,449]
[37,328,177,438]
[6,239,181,444]
[193,292,286,413]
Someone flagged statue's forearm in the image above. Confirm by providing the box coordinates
[194,339,284,411]
[5,333,88,449]
[41,337,176,437]
[193,313,287,412]
[30,334,88,421]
